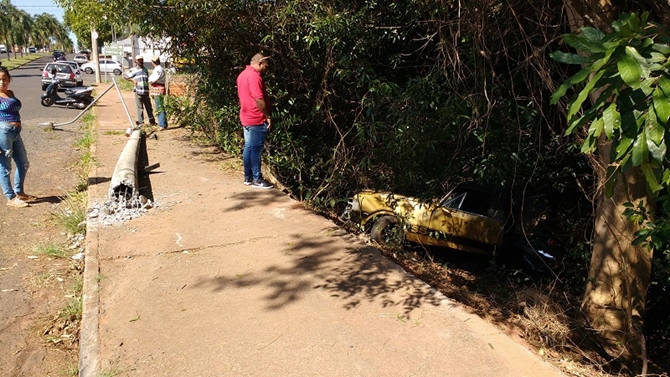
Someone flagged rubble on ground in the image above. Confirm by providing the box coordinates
[86,195,154,227]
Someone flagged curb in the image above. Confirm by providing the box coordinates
[78,114,102,377]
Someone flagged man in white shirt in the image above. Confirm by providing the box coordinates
[148,56,167,130]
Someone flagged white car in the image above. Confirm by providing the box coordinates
[40,62,79,90]
[73,54,88,65]
[81,59,123,75]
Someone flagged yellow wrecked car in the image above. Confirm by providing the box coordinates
[343,185,561,272]
[343,186,506,255]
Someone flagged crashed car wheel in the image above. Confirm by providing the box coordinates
[370,215,404,247]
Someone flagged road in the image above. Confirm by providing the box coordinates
[12,56,95,123]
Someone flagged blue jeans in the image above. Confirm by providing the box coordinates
[243,123,268,181]
[135,94,155,124]
[0,123,29,200]
[153,95,167,128]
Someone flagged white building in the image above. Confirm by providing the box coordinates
[108,36,172,66]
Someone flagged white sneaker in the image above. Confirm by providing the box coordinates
[7,197,30,208]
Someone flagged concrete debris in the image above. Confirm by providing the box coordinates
[87,196,155,227]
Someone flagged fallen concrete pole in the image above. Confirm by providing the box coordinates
[109,129,141,200]
[108,76,144,201]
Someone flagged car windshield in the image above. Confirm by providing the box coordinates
[440,187,501,217]
[48,64,72,73]
[441,193,466,209]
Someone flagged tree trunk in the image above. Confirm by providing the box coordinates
[581,140,653,362]
[563,0,654,364]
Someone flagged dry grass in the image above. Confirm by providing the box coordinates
[371,244,652,377]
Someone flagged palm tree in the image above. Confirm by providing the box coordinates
[0,0,19,60]
[33,13,70,52]
[10,9,32,56]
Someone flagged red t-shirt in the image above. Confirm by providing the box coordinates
[236,65,270,126]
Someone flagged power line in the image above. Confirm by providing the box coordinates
[15,6,63,12]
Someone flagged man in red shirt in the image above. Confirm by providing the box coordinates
[237,53,273,189]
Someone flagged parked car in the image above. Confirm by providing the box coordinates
[52,50,65,61]
[342,185,561,273]
[80,59,123,75]
[0,44,6,53]
[40,62,78,90]
[28,46,36,53]
[73,54,88,65]
[61,61,84,87]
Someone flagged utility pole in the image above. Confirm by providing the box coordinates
[91,27,101,84]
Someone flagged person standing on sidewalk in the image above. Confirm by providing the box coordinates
[148,56,168,130]
[124,55,156,126]
[0,67,34,208]
[237,53,273,189]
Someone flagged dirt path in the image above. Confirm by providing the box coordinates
[0,122,84,375]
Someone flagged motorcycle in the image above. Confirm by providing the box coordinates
[40,80,94,109]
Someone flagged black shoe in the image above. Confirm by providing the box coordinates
[135,121,143,126]
[243,179,252,186]
[251,179,273,189]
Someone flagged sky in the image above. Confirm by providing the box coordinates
[12,0,79,48]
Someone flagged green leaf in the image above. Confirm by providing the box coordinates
[631,127,648,166]
[647,109,666,144]
[588,117,604,138]
[617,51,644,88]
[589,48,615,71]
[602,103,620,138]
[647,139,667,164]
[641,161,664,192]
[638,78,657,98]
[580,27,605,42]
[568,70,605,120]
[615,135,634,159]
[652,88,670,125]
[563,33,607,53]
[565,108,598,135]
[648,52,667,63]
[658,75,670,99]
[548,50,591,65]
[550,66,594,104]
[581,133,597,154]
[652,43,670,55]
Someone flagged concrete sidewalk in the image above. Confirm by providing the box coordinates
[79,88,566,377]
